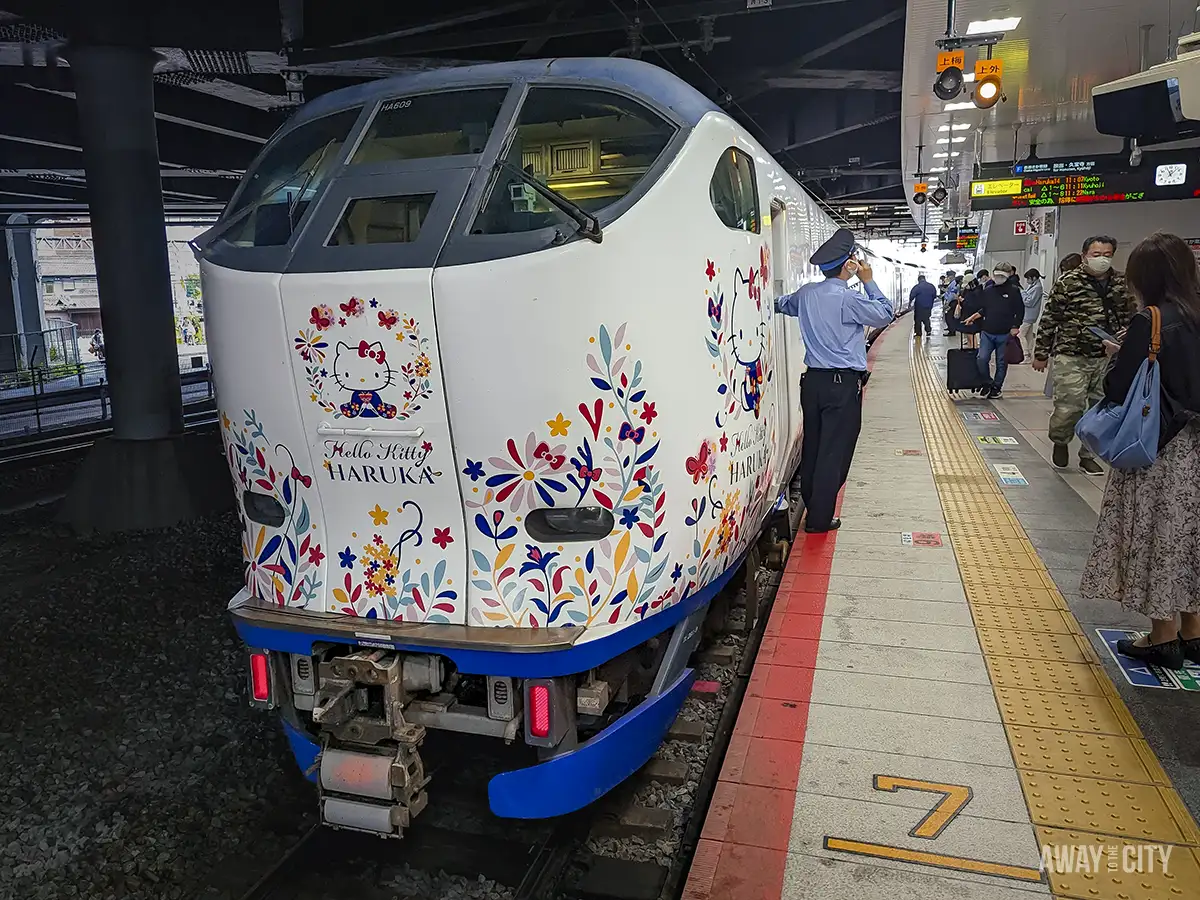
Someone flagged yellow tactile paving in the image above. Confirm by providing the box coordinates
[1020,772,1198,844]
[976,629,1094,664]
[909,346,1200,898]
[971,606,1076,634]
[1034,828,1200,900]
[994,687,1136,737]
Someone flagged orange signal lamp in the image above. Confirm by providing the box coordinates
[974,74,1002,109]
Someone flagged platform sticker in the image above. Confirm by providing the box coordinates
[824,775,1045,883]
[994,464,1028,486]
[902,532,944,548]
[1097,629,1200,690]
[977,436,1019,445]
[895,448,925,456]
[963,411,1000,421]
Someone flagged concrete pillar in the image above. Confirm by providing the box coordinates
[0,216,46,375]
[61,43,229,534]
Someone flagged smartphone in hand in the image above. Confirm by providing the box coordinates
[1088,326,1118,344]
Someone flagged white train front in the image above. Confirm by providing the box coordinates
[197,57,919,837]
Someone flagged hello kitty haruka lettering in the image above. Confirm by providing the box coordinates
[292,299,436,421]
[334,340,398,419]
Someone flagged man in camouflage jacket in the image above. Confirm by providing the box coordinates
[1032,236,1137,473]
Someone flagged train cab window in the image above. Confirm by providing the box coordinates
[220,107,363,247]
[471,87,676,235]
[351,89,509,165]
[327,195,435,246]
[709,148,760,233]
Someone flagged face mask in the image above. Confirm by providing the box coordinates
[844,261,859,278]
[1086,255,1113,275]
[992,272,1008,285]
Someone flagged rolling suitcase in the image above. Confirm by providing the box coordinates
[947,334,986,395]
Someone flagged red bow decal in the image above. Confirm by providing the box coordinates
[357,341,386,363]
[533,442,565,470]
[578,465,601,482]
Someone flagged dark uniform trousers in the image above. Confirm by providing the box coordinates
[914,306,933,336]
[799,368,865,530]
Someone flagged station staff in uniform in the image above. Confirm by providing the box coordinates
[776,229,895,533]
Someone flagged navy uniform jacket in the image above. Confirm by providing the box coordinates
[776,277,895,371]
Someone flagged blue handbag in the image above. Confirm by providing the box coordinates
[1075,306,1162,470]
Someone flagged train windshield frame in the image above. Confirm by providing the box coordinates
[198,77,691,273]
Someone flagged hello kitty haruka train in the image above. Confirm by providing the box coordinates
[197,57,920,837]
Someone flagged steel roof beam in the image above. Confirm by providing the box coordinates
[293,0,851,61]
[765,70,901,92]
[778,111,901,152]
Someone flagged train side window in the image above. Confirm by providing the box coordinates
[471,87,676,235]
[220,106,363,247]
[327,195,436,246]
[351,89,509,165]
[709,148,760,233]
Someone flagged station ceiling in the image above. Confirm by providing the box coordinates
[901,0,1194,241]
[0,0,918,239]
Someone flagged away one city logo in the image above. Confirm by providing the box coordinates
[1040,843,1172,875]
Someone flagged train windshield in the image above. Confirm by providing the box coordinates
[351,88,509,164]
[218,106,364,247]
[471,87,676,235]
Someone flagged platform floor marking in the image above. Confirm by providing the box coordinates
[822,837,1046,883]
[1097,629,1200,691]
[872,775,973,839]
[911,347,1200,898]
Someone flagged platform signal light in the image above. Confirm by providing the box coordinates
[973,58,1004,109]
[934,66,965,101]
[930,186,949,206]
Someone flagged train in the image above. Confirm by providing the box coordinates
[196,57,922,838]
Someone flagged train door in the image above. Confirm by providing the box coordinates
[769,198,795,500]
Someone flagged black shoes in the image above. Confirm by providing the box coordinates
[1079,458,1104,476]
[1052,443,1069,468]
[805,517,842,534]
[1184,637,1200,665]
[1116,636,1185,670]
[987,387,1003,400]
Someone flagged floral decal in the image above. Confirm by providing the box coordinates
[294,298,433,421]
[329,499,461,622]
[462,324,672,628]
[221,410,323,608]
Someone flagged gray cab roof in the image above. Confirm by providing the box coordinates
[287,57,721,130]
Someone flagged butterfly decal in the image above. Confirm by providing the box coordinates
[340,296,366,318]
[708,295,723,321]
[685,441,712,484]
[618,422,646,444]
[377,309,399,329]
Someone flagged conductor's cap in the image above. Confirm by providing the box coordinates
[811,228,858,273]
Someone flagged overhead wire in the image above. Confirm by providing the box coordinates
[601,0,867,231]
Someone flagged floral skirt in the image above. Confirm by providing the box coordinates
[1080,420,1200,618]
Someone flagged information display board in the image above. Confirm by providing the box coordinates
[970,159,1199,210]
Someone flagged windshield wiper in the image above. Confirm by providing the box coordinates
[495,160,602,244]
[288,139,336,234]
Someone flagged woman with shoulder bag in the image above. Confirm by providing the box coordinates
[1079,232,1200,669]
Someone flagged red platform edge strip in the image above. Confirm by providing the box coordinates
[681,323,894,900]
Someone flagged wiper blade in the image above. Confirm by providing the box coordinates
[288,139,336,234]
[496,160,602,244]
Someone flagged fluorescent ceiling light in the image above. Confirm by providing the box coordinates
[929,167,948,172]
[936,138,951,144]
[845,206,870,212]
[951,137,966,143]
[944,101,975,111]
[964,73,976,83]
[966,17,1021,34]
[953,123,971,130]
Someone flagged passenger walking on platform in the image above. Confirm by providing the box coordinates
[776,228,894,534]
[1033,237,1136,474]
[960,262,1024,399]
[910,274,936,337]
[1018,268,1044,354]
[1080,232,1200,670]
[944,274,964,336]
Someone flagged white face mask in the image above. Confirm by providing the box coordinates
[844,260,859,278]
[1086,255,1113,275]
[992,272,1008,285]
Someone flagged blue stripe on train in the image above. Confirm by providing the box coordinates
[234,549,743,678]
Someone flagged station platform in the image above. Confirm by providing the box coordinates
[683,323,1200,900]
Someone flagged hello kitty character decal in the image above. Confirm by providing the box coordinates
[334,340,398,419]
[292,297,435,421]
